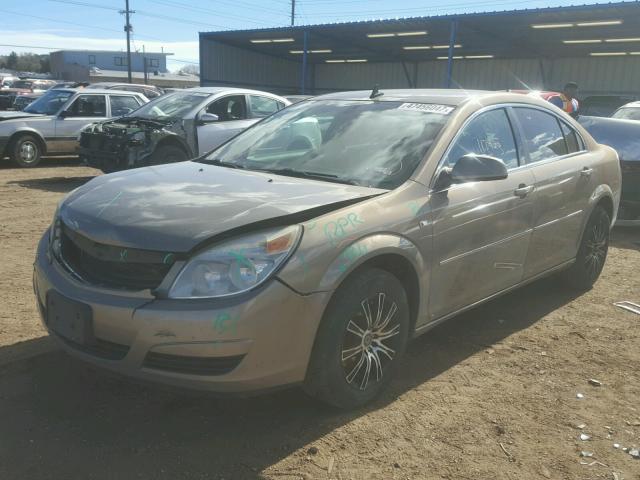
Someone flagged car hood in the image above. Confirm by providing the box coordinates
[60,162,385,252]
[0,111,45,121]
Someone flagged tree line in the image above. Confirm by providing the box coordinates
[0,52,51,74]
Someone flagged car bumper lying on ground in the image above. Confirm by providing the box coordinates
[33,232,331,393]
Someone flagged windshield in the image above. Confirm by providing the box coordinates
[24,89,73,115]
[612,107,640,121]
[133,91,211,120]
[200,100,450,189]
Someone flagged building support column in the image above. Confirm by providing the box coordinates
[445,19,458,88]
[301,30,308,94]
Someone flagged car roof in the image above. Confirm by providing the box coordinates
[315,88,554,107]
[618,101,640,108]
[52,88,144,95]
[88,82,160,89]
[177,86,288,98]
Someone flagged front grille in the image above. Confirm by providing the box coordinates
[57,335,130,361]
[59,224,175,291]
[143,352,245,376]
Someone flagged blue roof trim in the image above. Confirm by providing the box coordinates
[199,1,640,36]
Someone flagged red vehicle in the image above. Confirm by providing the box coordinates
[0,79,55,110]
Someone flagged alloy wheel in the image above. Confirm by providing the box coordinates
[584,216,608,279]
[341,293,401,391]
[19,141,38,164]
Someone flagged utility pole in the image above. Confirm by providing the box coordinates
[290,0,295,26]
[120,0,134,83]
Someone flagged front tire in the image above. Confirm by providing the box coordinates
[563,206,610,290]
[11,135,42,167]
[304,268,410,409]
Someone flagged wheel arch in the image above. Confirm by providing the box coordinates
[7,129,47,156]
[317,234,428,336]
[154,135,192,158]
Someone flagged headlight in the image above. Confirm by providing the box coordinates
[130,131,145,143]
[48,203,62,261]
[168,225,302,299]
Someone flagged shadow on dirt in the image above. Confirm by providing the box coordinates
[0,276,581,480]
[0,156,83,170]
[610,227,640,251]
[7,176,97,193]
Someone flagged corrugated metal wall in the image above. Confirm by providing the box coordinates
[200,39,300,92]
[200,38,640,96]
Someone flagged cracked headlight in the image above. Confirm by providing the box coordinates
[168,225,302,299]
[130,131,145,143]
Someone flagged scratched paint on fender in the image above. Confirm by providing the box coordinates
[213,312,238,335]
[323,213,365,246]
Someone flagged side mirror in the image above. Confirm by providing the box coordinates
[198,112,219,124]
[450,154,508,184]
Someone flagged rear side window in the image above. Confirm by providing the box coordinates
[110,95,141,116]
[560,122,582,153]
[249,95,281,118]
[444,108,519,169]
[143,88,161,98]
[514,108,567,162]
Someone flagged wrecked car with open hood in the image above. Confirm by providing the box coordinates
[79,87,290,172]
[35,89,620,409]
[0,88,147,167]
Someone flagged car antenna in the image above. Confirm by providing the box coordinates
[370,85,384,99]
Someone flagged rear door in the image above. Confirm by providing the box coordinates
[196,94,254,154]
[512,107,594,277]
[428,107,537,319]
[53,94,107,153]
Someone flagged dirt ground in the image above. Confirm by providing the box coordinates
[0,158,639,480]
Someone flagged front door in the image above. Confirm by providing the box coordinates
[511,107,595,277]
[196,95,256,155]
[53,94,108,153]
[428,107,536,320]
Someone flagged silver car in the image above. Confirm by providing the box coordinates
[34,89,621,408]
[0,88,148,167]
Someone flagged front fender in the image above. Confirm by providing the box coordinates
[280,232,430,330]
[315,233,426,292]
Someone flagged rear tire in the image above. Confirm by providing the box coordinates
[148,144,187,166]
[562,206,610,290]
[303,268,410,409]
[11,134,42,168]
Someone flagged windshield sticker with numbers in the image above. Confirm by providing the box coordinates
[398,103,455,115]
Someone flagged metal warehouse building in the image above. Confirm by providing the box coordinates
[199,1,640,97]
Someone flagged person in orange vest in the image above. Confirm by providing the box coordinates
[548,82,580,118]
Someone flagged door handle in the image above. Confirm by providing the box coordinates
[580,167,594,177]
[514,184,534,198]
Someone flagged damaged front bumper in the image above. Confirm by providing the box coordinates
[33,231,331,393]
[79,131,150,172]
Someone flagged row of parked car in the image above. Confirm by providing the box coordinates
[0,75,165,111]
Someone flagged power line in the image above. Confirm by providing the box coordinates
[298,0,554,18]
[0,9,165,42]
[48,0,120,11]
[141,0,276,26]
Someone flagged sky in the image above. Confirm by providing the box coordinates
[0,0,603,71]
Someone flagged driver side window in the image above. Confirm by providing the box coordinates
[205,95,247,121]
[66,95,107,117]
[444,108,519,169]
